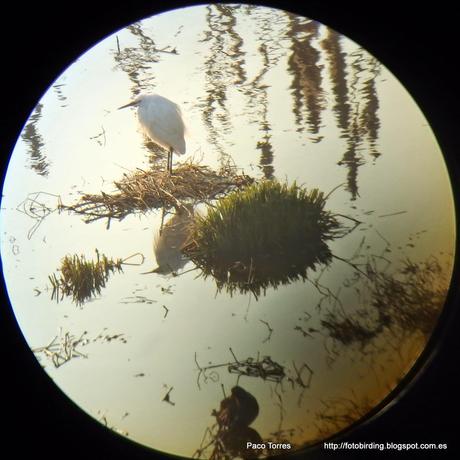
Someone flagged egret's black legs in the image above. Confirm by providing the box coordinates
[168,147,173,173]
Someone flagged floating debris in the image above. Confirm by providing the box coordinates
[98,410,129,437]
[378,210,407,218]
[59,160,253,225]
[259,320,273,343]
[33,328,128,367]
[293,325,318,338]
[48,250,144,306]
[16,191,60,239]
[162,386,175,406]
[160,285,174,295]
[96,333,127,344]
[120,295,157,304]
[194,348,286,389]
[228,353,285,383]
[32,329,89,368]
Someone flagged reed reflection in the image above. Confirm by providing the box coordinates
[249,41,274,179]
[200,4,246,162]
[331,47,381,199]
[242,8,286,179]
[321,29,350,137]
[286,17,325,139]
[113,22,177,96]
[319,255,446,356]
[21,102,49,177]
[52,83,67,106]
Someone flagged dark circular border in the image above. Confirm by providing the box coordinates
[1,2,459,459]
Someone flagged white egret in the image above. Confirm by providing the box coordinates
[118,94,186,173]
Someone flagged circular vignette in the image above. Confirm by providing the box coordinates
[1,2,460,460]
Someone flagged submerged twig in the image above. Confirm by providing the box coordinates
[195,349,287,389]
[32,329,89,368]
[259,319,274,343]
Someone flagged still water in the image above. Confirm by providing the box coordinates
[0,4,455,458]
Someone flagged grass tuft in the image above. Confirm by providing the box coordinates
[49,250,123,305]
[184,180,343,297]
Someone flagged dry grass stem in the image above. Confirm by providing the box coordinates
[59,161,253,225]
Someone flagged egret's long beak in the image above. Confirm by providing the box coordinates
[141,266,161,275]
[118,101,138,110]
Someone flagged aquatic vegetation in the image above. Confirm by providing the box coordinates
[184,180,345,297]
[194,349,287,390]
[320,257,448,350]
[60,160,253,226]
[32,328,128,368]
[313,392,376,441]
[49,250,127,305]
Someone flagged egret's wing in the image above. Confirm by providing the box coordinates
[142,96,186,154]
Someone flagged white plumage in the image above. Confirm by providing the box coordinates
[118,93,186,172]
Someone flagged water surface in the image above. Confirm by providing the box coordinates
[0,4,455,458]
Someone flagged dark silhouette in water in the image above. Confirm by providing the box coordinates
[213,386,259,429]
[211,386,262,458]
[220,425,263,459]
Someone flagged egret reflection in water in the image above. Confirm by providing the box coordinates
[0,3,456,459]
[146,205,195,276]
